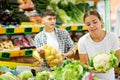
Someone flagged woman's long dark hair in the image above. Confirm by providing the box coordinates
[83,9,102,22]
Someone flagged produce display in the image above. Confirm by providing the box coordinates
[33,0,90,24]
[54,60,87,80]
[36,71,54,80]
[89,49,119,72]
[0,58,116,80]
[11,35,32,48]
[0,72,16,80]
[0,35,19,51]
[19,70,33,80]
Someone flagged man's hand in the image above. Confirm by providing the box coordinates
[61,52,73,60]
[61,53,68,60]
[34,60,41,67]
[37,48,45,58]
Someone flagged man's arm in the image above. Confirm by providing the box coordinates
[61,50,74,59]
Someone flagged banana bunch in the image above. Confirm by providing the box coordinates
[42,44,63,67]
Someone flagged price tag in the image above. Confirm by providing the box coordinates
[6,28,14,34]
[24,49,33,56]
[24,27,32,34]
[1,52,10,59]
[66,26,71,32]
[77,26,82,31]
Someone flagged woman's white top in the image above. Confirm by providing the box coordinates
[78,32,120,80]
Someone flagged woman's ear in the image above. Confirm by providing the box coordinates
[101,19,104,28]
[100,19,103,23]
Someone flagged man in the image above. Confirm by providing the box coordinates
[34,9,75,67]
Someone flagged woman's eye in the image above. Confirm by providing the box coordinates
[86,23,90,26]
[93,21,97,24]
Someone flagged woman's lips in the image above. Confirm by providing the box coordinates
[91,29,97,32]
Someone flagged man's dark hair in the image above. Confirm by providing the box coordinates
[41,9,56,18]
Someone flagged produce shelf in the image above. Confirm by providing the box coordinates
[0,61,36,68]
[0,25,87,34]
[0,49,35,59]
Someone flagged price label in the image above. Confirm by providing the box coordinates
[24,49,33,56]
[24,27,32,34]
[6,28,14,34]
[1,52,10,59]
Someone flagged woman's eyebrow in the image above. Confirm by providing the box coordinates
[92,19,97,22]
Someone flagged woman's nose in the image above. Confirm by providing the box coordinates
[90,25,94,28]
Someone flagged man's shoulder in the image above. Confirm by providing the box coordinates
[55,28,67,34]
[56,28,66,31]
[35,31,44,38]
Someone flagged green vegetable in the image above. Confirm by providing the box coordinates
[56,8,73,24]
[28,78,35,80]
[89,49,119,72]
[19,70,33,80]
[54,60,85,80]
[93,77,104,80]
[110,49,119,67]
[36,71,54,80]
[0,74,16,80]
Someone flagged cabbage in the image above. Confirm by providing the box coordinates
[28,77,35,80]
[54,60,85,80]
[36,71,54,80]
[0,74,16,80]
[19,70,33,80]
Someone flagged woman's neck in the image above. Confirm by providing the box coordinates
[90,30,106,42]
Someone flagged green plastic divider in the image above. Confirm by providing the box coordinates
[77,25,83,32]
[24,49,33,57]
[0,52,11,60]
[24,27,32,34]
[55,25,60,28]
[66,26,72,32]
[6,28,15,34]
[39,27,44,31]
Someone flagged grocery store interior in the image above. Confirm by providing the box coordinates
[0,0,120,80]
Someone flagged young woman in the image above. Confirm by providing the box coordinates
[78,9,120,80]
